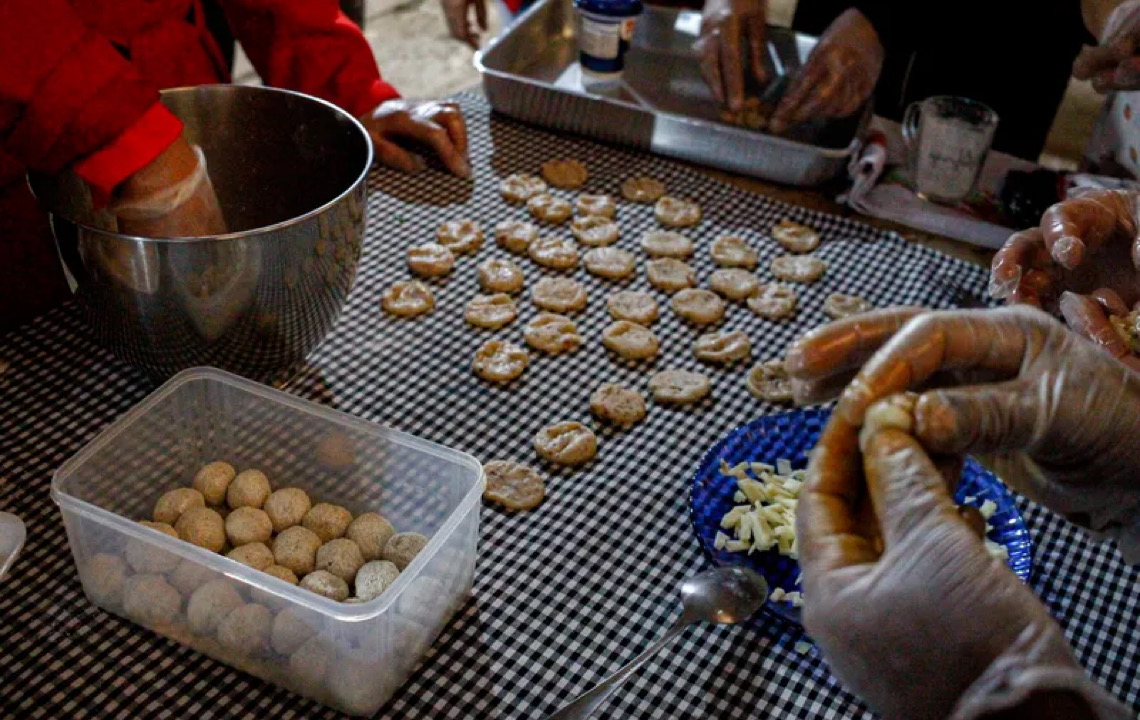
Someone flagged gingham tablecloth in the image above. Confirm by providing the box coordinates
[3,95,1139,720]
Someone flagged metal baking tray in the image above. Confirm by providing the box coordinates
[476,0,871,186]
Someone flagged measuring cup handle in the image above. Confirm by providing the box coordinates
[902,101,922,150]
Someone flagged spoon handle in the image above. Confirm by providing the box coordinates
[544,618,691,720]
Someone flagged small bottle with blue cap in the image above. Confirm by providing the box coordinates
[574,0,644,78]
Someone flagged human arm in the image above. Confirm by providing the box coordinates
[218,0,470,176]
[795,306,1138,719]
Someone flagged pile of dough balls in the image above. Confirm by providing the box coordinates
[136,461,429,604]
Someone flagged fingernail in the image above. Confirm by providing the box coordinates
[457,157,472,178]
[1053,235,1085,269]
[988,269,1019,299]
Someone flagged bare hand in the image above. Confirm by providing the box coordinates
[360,100,471,178]
[769,9,882,134]
[1074,0,1140,92]
[695,0,768,112]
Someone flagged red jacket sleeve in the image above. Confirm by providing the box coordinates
[219,0,400,118]
[0,0,183,202]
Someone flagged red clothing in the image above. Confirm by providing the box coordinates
[0,0,398,199]
[0,0,398,331]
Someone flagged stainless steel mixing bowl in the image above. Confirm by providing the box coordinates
[32,85,372,382]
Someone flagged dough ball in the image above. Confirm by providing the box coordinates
[316,538,365,583]
[227,542,275,571]
[354,560,401,602]
[264,564,299,585]
[168,560,219,597]
[345,513,396,562]
[289,635,334,694]
[225,506,273,547]
[122,574,181,626]
[153,487,204,525]
[87,553,127,607]
[175,507,226,553]
[263,488,312,534]
[192,461,236,506]
[217,603,272,657]
[383,532,430,571]
[272,607,318,655]
[227,470,271,510]
[303,503,354,543]
[125,521,179,574]
[187,579,243,636]
[273,526,323,576]
[300,570,350,602]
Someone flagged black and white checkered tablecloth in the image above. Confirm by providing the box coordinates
[3,95,1139,720]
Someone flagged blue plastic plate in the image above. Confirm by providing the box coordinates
[689,408,1033,624]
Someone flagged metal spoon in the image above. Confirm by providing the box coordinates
[545,566,769,720]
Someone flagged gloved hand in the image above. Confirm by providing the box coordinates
[768,9,882,134]
[112,135,227,238]
[695,0,768,112]
[1074,0,1140,92]
[800,420,1131,720]
[441,0,488,49]
[359,100,471,178]
[787,305,1140,556]
[990,190,1140,368]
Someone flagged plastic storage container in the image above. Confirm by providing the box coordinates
[52,368,483,715]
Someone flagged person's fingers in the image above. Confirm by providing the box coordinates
[697,34,726,106]
[387,112,471,177]
[770,59,826,133]
[719,21,745,112]
[474,0,488,32]
[1112,55,1140,89]
[785,307,926,381]
[747,13,768,84]
[1073,44,1119,80]
[372,136,423,174]
[1039,192,1131,270]
[990,229,1048,300]
[798,415,881,577]
[792,371,855,406]
[862,428,969,549]
[1059,290,1135,361]
[912,381,1037,456]
[836,310,1029,428]
[790,59,846,123]
[1008,268,1053,308]
[428,102,470,157]
[1093,287,1131,317]
[932,453,965,494]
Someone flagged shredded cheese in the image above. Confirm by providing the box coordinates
[716,459,802,560]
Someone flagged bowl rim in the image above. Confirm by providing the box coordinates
[35,84,374,244]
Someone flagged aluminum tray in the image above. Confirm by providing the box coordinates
[476,0,870,186]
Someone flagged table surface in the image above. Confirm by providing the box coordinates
[2,96,1137,720]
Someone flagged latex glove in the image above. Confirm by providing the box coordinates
[1074,0,1140,92]
[112,135,227,239]
[360,100,471,178]
[989,190,1140,368]
[769,9,882,134]
[800,420,1131,720]
[441,0,488,49]
[695,0,768,112]
[786,305,1140,556]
